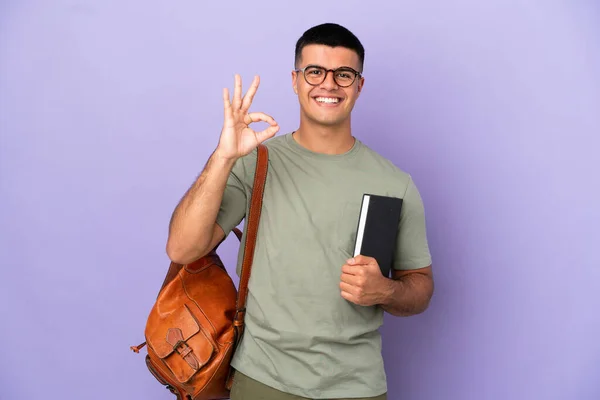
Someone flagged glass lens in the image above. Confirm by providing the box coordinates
[304,66,326,85]
[333,68,356,86]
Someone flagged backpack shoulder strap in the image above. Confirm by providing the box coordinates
[233,144,268,338]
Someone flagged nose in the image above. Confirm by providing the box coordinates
[320,70,339,90]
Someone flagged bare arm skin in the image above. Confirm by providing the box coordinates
[166,151,235,264]
[379,266,434,316]
[340,255,434,316]
[165,74,279,264]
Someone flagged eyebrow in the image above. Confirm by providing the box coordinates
[304,64,359,71]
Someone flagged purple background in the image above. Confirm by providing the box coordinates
[1,1,599,399]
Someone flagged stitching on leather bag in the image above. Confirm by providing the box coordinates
[180,280,220,346]
[191,341,234,398]
[148,352,188,399]
[183,255,221,274]
[182,303,220,358]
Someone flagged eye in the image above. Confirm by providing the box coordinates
[335,69,356,81]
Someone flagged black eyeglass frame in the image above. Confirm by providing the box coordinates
[294,64,363,88]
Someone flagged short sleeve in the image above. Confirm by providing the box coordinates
[393,176,432,270]
[215,158,248,236]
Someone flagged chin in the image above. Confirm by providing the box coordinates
[319,117,346,126]
[303,112,345,127]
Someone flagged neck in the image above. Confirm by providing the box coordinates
[293,116,355,155]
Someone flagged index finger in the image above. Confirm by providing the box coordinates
[341,263,362,275]
[241,75,260,112]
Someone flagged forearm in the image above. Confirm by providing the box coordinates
[166,149,237,263]
[379,272,434,317]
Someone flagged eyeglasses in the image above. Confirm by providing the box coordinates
[294,65,362,88]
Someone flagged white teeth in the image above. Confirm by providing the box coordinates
[315,97,339,104]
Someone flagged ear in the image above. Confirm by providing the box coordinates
[356,76,365,96]
[291,70,298,94]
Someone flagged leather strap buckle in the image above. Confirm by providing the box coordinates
[233,307,246,326]
[173,340,193,358]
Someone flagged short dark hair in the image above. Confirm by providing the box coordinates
[294,23,365,71]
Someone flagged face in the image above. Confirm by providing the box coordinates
[292,44,365,128]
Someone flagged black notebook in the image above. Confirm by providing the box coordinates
[352,194,403,277]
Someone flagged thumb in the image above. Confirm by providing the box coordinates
[255,124,280,143]
[350,255,376,266]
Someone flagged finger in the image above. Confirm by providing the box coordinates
[340,272,359,285]
[244,112,277,126]
[232,74,242,109]
[340,281,358,296]
[340,290,355,303]
[341,264,362,275]
[255,124,280,143]
[342,271,366,288]
[241,75,260,112]
[223,87,231,108]
[222,88,234,125]
[349,255,377,266]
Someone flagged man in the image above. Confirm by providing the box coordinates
[166,23,433,400]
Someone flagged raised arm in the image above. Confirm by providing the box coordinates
[166,74,279,264]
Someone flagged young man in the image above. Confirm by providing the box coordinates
[166,23,433,400]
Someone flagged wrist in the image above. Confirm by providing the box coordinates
[378,277,399,306]
[212,148,239,166]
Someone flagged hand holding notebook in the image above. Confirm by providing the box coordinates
[340,254,393,306]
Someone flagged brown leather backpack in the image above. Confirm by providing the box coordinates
[131,144,269,400]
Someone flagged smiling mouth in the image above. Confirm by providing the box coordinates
[313,96,342,105]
